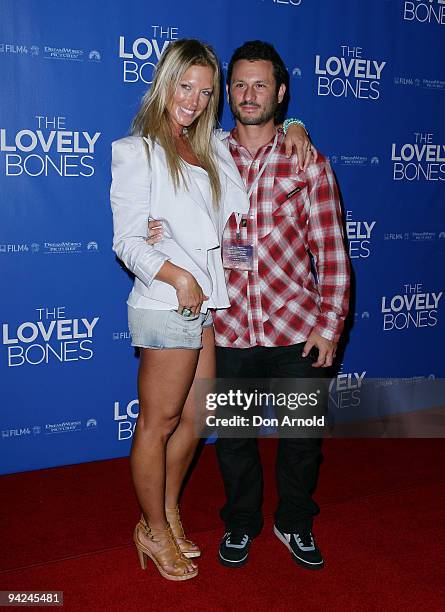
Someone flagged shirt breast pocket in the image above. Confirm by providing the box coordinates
[272,176,308,220]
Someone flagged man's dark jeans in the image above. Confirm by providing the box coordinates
[215,342,323,538]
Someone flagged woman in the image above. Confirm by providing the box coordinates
[110,39,312,582]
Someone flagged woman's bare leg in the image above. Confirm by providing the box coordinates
[130,346,199,572]
[165,325,216,508]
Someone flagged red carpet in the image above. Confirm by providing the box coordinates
[1,439,445,611]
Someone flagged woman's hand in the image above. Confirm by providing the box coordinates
[147,219,164,245]
[174,271,208,316]
[283,124,318,171]
[149,225,207,315]
[156,263,208,315]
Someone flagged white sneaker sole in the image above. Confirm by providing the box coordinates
[218,548,249,565]
[273,525,324,569]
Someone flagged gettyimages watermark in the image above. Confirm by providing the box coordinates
[196,378,328,438]
[194,377,445,438]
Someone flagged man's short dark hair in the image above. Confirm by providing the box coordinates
[227,40,288,93]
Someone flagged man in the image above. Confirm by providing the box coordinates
[213,41,350,571]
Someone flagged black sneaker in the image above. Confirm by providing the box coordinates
[273,525,324,570]
[218,531,252,567]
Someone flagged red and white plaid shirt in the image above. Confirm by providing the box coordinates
[213,128,350,348]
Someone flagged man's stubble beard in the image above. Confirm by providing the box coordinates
[230,97,278,126]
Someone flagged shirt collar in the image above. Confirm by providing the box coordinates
[228,127,284,156]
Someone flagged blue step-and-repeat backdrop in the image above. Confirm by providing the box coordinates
[1,0,444,474]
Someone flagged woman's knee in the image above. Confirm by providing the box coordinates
[136,412,181,439]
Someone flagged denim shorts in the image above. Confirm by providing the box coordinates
[128,306,213,349]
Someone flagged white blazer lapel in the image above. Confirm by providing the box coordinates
[212,134,246,192]
[182,165,211,217]
[212,135,250,233]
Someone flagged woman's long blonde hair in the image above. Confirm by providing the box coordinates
[132,39,221,206]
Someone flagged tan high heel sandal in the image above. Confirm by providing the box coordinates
[165,506,201,559]
[134,516,198,581]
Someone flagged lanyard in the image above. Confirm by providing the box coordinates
[235,131,279,237]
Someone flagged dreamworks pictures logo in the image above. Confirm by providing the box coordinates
[46,419,98,433]
[1,305,99,367]
[119,25,178,84]
[114,398,139,440]
[328,153,380,167]
[0,115,101,177]
[391,132,445,181]
[381,283,443,331]
[315,45,386,100]
[44,46,101,62]
[43,240,99,254]
[402,0,445,25]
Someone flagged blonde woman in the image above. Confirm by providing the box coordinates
[110,39,311,581]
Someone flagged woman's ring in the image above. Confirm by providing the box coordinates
[181,307,192,317]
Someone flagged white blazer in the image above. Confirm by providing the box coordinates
[110,134,249,309]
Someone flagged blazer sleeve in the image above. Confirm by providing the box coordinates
[110,137,170,288]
